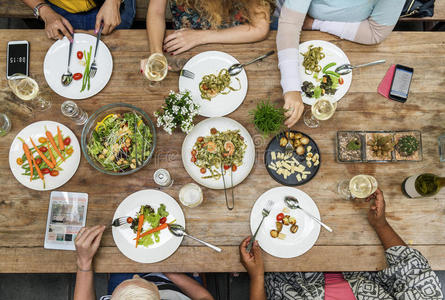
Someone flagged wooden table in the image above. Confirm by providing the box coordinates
[0,30,444,273]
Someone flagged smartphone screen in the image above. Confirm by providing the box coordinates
[7,42,29,78]
[389,67,413,101]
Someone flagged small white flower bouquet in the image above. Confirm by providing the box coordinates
[154,91,199,135]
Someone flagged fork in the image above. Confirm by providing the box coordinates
[285,129,294,155]
[89,23,103,78]
[246,199,274,252]
[111,216,129,227]
[180,69,195,79]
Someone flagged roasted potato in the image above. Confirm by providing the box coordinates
[280,137,288,147]
[276,222,283,233]
[294,139,302,147]
[295,133,303,139]
[296,145,305,155]
[282,216,290,225]
[285,131,290,139]
[289,217,296,225]
[289,132,295,139]
[290,224,299,233]
[301,136,310,145]
[270,230,279,238]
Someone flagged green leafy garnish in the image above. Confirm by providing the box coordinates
[250,100,286,137]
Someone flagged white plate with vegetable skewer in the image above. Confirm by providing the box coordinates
[299,40,352,105]
[179,51,248,117]
[181,117,255,190]
[43,33,113,100]
[9,121,81,191]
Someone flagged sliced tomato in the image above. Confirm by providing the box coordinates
[223,164,230,170]
[39,146,48,153]
[63,137,71,146]
[276,213,284,221]
[41,168,50,174]
[231,165,237,172]
[73,73,82,81]
[126,217,133,224]
[35,157,42,165]
[77,51,83,60]
[38,137,47,144]
[338,77,344,85]
[200,168,206,174]
[191,149,197,156]
[50,170,59,176]
[191,156,197,163]
[160,217,167,224]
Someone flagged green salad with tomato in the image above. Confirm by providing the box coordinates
[130,204,169,247]
[87,112,153,173]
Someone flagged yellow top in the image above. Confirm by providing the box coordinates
[48,0,96,13]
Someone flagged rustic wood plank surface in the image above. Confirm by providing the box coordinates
[0,30,444,273]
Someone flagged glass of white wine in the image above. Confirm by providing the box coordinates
[304,98,337,128]
[338,175,378,200]
[7,74,51,111]
[144,53,168,87]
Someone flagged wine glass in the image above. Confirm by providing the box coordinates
[304,98,337,128]
[7,74,51,111]
[0,113,11,137]
[338,175,378,200]
[143,53,168,87]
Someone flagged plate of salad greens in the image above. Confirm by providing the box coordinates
[43,33,113,100]
[299,40,352,105]
[9,121,81,191]
[112,189,185,263]
[81,103,156,175]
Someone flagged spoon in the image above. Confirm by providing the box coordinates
[61,38,74,86]
[168,223,222,252]
[335,59,386,75]
[284,196,333,232]
[228,50,275,76]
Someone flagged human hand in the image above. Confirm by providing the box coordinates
[75,225,105,270]
[96,0,121,35]
[302,16,314,30]
[164,29,205,55]
[40,6,73,41]
[283,91,304,128]
[366,188,388,229]
[239,236,264,279]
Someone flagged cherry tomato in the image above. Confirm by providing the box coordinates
[276,213,284,221]
[35,158,42,165]
[191,156,197,163]
[39,146,48,153]
[126,217,133,224]
[38,137,47,144]
[77,51,83,60]
[66,148,74,155]
[338,77,344,85]
[197,137,204,143]
[232,165,237,172]
[200,168,206,174]
[191,150,197,156]
[63,137,71,146]
[16,158,23,165]
[223,164,230,170]
[73,73,82,81]
[50,170,59,177]
[210,128,217,135]
[41,168,50,174]
[122,146,129,152]
[160,217,167,224]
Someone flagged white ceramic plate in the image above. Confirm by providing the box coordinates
[112,190,185,264]
[249,187,321,258]
[9,121,81,191]
[43,33,113,100]
[179,51,248,117]
[182,117,255,190]
[299,40,352,105]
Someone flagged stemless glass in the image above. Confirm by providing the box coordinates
[7,74,51,111]
[338,175,378,200]
[0,113,11,137]
[304,98,337,128]
[144,53,168,87]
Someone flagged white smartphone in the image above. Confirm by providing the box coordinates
[7,40,29,79]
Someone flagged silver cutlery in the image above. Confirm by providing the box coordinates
[180,69,195,79]
[285,129,294,155]
[246,199,274,252]
[220,163,235,210]
[228,50,275,76]
[168,223,222,252]
[111,216,130,227]
[284,196,333,232]
[89,23,103,78]
[61,39,73,86]
[335,59,386,75]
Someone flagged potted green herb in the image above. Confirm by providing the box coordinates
[250,100,286,137]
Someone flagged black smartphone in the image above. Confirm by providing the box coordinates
[389,64,414,103]
[7,40,29,79]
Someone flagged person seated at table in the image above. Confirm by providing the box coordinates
[276,0,405,128]
[146,0,274,56]
[240,189,444,300]
[21,0,135,41]
[73,225,214,300]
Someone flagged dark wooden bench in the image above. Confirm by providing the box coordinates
[0,0,444,22]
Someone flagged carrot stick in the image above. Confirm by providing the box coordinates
[46,131,65,161]
[30,138,55,168]
[47,141,57,166]
[30,151,44,181]
[19,139,34,181]
[135,214,144,248]
[57,126,65,151]
[133,223,168,240]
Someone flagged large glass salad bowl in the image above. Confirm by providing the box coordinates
[81,103,156,175]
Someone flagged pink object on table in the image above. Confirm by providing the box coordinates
[324,273,357,300]
[377,64,396,98]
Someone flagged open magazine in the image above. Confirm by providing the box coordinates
[44,191,88,251]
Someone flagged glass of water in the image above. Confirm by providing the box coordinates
[61,101,88,125]
[439,134,445,162]
[0,113,11,137]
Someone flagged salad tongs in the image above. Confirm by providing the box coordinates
[220,163,235,210]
